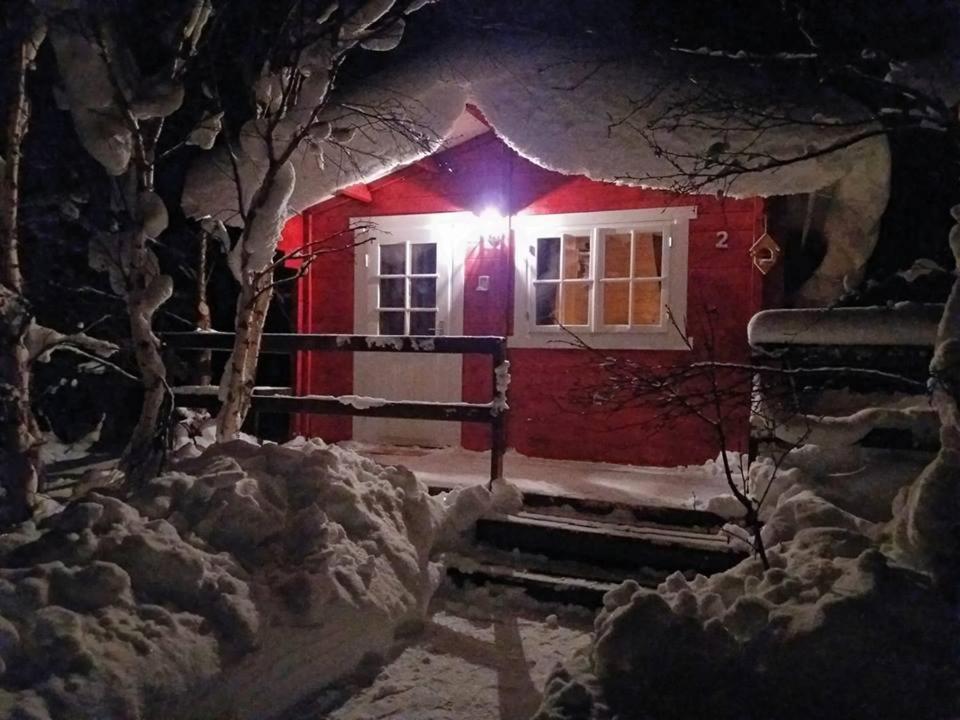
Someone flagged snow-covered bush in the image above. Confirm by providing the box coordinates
[0,438,493,719]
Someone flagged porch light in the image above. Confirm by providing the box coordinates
[476,207,507,247]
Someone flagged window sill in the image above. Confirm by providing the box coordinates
[507,331,692,351]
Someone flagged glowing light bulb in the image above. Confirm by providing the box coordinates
[476,207,506,246]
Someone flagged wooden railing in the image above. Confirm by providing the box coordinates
[163,332,509,484]
[747,306,940,453]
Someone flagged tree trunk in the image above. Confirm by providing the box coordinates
[214,159,294,441]
[196,232,212,385]
[119,253,172,481]
[0,15,45,526]
[119,170,173,482]
[216,278,272,440]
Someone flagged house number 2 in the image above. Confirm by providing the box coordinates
[715,231,729,249]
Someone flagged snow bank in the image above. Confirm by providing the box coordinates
[537,526,958,720]
[539,438,959,720]
[0,438,495,719]
[704,444,925,525]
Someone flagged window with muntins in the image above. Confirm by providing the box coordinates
[375,241,439,335]
[513,207,694,350]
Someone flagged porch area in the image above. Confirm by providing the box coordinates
[345,442,729,514]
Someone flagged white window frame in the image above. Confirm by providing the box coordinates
[511,207,695,350]
[352,213,468,337]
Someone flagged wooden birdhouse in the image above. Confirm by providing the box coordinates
[750,231,781,275]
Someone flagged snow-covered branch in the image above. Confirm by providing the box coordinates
[25,323,119,364]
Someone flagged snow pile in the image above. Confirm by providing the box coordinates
[0,492,250,719]
[536,529,958,720]
[704,445,923,528]
[37,418,104,465]
[170,407,256,458]
[0,438,496,719]
[538,436,959,720]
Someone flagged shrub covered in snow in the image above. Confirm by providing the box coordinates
[0,438,495,719]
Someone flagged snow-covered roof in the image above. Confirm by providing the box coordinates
[182,35,892,223]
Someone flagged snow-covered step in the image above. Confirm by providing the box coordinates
[476,511,745,576]
[426,483,728,530]
[447,561,625,608]
[447,544,669,587]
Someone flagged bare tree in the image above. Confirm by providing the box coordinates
[0,4,47,523]
[571,0,960,587]
[566,303,930,567]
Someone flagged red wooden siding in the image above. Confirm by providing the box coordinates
[286,132,770,466]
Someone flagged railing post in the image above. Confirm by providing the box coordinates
[489,340,507,488]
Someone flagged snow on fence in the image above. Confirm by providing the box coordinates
[747,303,942,347]
[163,332,509,484]
[748,304,943,453]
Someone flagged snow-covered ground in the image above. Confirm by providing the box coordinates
[283,584,593,720]
[0,437,510,720]
[345,444,729,510]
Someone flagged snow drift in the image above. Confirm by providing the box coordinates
[535,445,960,720]
[0,438,497,720]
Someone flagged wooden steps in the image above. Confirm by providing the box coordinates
[447,509,746,606]
[477,511,742,576]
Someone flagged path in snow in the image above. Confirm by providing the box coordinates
[346,443,727,510]
[282,587,593,720]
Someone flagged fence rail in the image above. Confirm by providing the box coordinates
[164,332,508,484]
[748,307,939,454]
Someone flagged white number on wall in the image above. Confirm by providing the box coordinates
[715,231,729,249]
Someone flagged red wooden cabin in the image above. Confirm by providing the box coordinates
[280,128,772,467]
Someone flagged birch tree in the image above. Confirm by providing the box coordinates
[211,0,437,440]
[49,1,214,479]
[0,5,47,524]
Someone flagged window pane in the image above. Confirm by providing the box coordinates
[534,283,558,325]
[379,278,404,308]
[409,311,436,336]
[379,311,404,335]
[602,281,630,325]
[536,237,560,280]
[561,282,589,325]
[380,243,405,275]
[634,232,663,277]
[632,280,662,325]
[563,235,591,279]
[410,278,436,308]
[603,232,631,279]
[411,243,437,274]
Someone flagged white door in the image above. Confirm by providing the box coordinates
[352,213,468,447]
